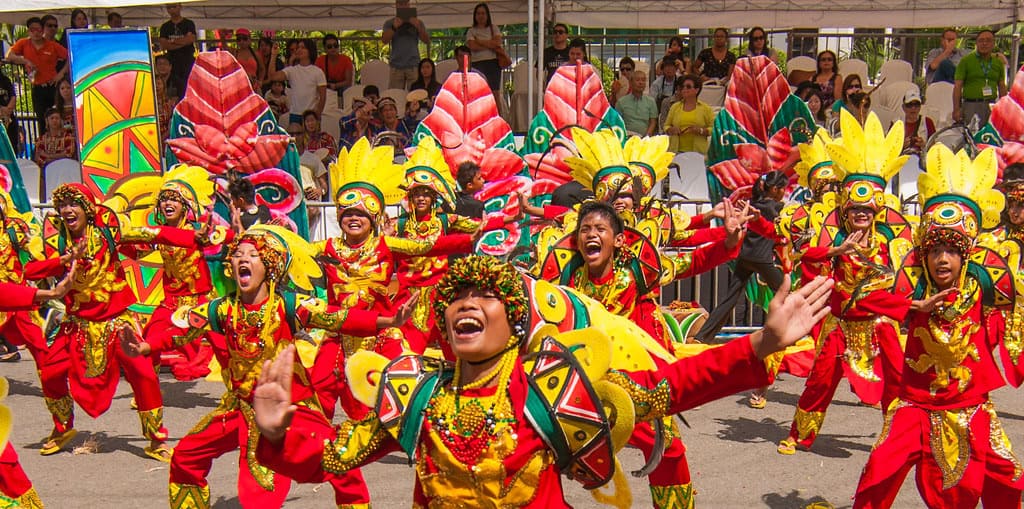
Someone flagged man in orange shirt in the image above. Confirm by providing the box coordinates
[5,16,68,132]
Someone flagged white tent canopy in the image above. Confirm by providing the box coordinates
[1,0,1019,30]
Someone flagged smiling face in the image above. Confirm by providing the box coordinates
[229,242,267,297]
[926,242,963,291]
[339,208,373,244]
[1009,200,1024,226]
[806,94,822,115]
[845,206,875,232]
[73,11,89,28]
[159,195,186,225]
[408,187,436,215]
[576,211,623,277]
[444,286,512,363]
[611,193,634,213]
[57,200,88,238]
[303,114,319,134]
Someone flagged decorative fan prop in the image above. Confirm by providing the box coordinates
[165,50,306,236]
[411,70,530,256]
[706,56,814,204]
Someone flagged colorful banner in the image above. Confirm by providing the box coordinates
[0,125,33,214]
[66,28,162,197]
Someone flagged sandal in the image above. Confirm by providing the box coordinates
[40,428,77,456]
[748,393,767,409]
[777,438,797,455]
[144,442,173,463]
[0,350,21,362]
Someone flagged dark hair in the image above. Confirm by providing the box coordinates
[414,58,441,90]
[795,81,822,101]
[297,38,318,64]
[660,56,677,71]
[977,29,996,39]
[456,161,481,189]
[41,15,57,26]
[70,9,88,28]
[576,200,624,236]
[302,109,320,122]
[322,33,338,45]
[44,107,61,119]
[107,11,121,24]
[748,27,766,45]
[54,78,73,112]
[363,84,380,97]
[714,27,729,37]
[668,36,684,50]
[553,23,569,34]
[259,35,274,48]
[752,171,788,202]
[676,73,701,94]
[618,56,634,70]
[155,54,171,64]
[815,50,838,75]
[228,178,256,202]
[841,74,863,101]
[472,3,493,28]
[25,17,42,29]
[569,38,587,60]
[1004,163,1024,183]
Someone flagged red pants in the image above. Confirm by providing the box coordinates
[53,315,167,440]
[786,318,901,448]
[394,287,443,355]
[628,420,694,508]
[1,310,71,432]
[854,401,1023,508]
[170,406,369,508]
[144,305,213,381]
[311,331,404,421]
[0,443,34,500]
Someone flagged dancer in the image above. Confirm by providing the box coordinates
[123,224,412,509]
[25,183,181,461]
[854,145,1023,507]
[252,255,833,508]
[778,111,915,454]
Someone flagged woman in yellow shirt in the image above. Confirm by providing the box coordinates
[664,74,715,154]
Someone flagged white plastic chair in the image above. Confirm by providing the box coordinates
[878,60,913,84]
[42,159,83,201]
[510,61,534,131]
[667,152,709,217]
[875,81,919,111]
[839,58,870,84]
[698,84,726,108]
[15,159,41,204]
[786,56,817,73]
[435,59,458,82]
[358,59,391,91]
[381,88,408,114]
[341,84,366,113]
[924,81,955,129]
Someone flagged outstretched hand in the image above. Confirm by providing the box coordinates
[120,323,150,358]
[831,230,865,257]
[722,199,752,249]
[381,291,419,328]
[911,288,956,313]
[254,345,298,444]
[59,239,87,266]
[753,275,834,359]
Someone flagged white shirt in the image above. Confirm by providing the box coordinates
[467,25,499,62]
[283,64,327,114]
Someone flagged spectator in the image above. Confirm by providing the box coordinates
[466,3,503,100]
[382,0,430,90]
[158,4,197,98]
[316,34,354,100]
[33,108,76,167]
[257,35,286,94]
[300,109,337,162]
[228,177,272,232]
[5,16,68,133]
[649,56,679,111]
[454,161,485,219]
[744,27,778,64]
[232,28,261,89]
[954,29,1006,127]
[54,78,75,131]
[663,74,714,154]
[542,23,570,82]
[453,45,474,72]
[830,74,863,116]
[266,39,327,134]
[812,50,842,111]
[337,97,379,150]
[264,80,289,119]
[41,15,59,42]
[925,28,969,85]
[153,55,175,146]
[896,90,935,155]
[796,81,826,127]
[107,11,123,28]
[0,67,19,153]
[376,97,412,153]
[58,9,89,48]
[409,58,442,107]
[567,38,588,65]
[615,70,657,135]
[609,57,636,107]
[695,28,736,83]
[404,89,428,130]
[847,91,871,125]
[654,35,690,78]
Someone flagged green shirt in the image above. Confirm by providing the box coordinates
[954,51,1004,100]
[615,93,658,134]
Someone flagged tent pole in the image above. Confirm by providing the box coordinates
[538,0,545,117]
[1012,0,1021,78]
[528,0,535,117]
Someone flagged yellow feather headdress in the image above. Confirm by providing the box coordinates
[329,137,404,227]
[230,224,323,292]
[794,130,838,191]
[565,128,633,202]
[918,145,1004,253]
[825,110,907,210]
[160,164,216,220]
[622,135,673,195]
[402,137,458,209]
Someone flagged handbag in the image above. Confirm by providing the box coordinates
[496,46,512,69]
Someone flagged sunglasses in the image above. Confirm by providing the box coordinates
[847,84,862,90]
[620,67,634,72]
[752,36,766,41]
[680,85,696,89]
[819,57,834,62]
[326,43,339,48]
[45,24,58,28]
[553,30,567,34]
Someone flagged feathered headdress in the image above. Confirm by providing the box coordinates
[825,110,907,211]
[159,164,215,223]
[794,130,838,194]
[228,224,323,292]
[622,135,672,196]
[565,128,633,202]
[329,137,404,228]
[402,137,458,210]
[918,145,1004,256]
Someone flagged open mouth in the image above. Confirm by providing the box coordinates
[237,265,252,286]
[583,239,602,257]
[63,214,78,227]
[452,317,484,339]
[164,206,177,216]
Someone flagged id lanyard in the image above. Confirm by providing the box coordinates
[980,57,994,98]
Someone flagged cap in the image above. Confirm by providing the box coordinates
[406,89,428,103]
[377,97,398,109]
[351,96,370,108]
[236,28,251,37]
[903,89,922,105]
